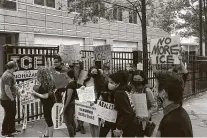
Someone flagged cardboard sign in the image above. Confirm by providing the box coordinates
[16,78,39,105]
[14,70,38,80]
[77,86,96,102]
[131,93,149,118]
[150,36,180,64]
[97,100,117,123]
[52,103,66,129]
[94,45,112,67]
[59,44,81,64]
[75,100,99,126]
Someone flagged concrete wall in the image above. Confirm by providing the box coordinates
[0,0,168,50]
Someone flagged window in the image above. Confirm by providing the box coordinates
[129,10,137,24]
[0,0,17,10]
[34,0,55,8]
[113,6,122,21]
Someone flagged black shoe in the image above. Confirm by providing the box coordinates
[80,126,86,134]
[76,126,80,132]
[1,132,9,136]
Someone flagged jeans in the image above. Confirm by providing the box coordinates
[99,121,115,137]
[42,99,54,127]
[0,100,16,135]
[64,104,76,137]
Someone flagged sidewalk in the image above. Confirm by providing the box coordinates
[0,92,204,137]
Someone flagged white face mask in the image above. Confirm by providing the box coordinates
[108,83,117,90]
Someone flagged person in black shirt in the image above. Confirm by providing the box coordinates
[155,71,193,137]
[60,69,77,137]
[108,71,139,137]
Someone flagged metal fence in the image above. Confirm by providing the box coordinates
[3,45,59,124]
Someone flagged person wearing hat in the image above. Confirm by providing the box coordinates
[0,61,20,137]
[155,71,193,137]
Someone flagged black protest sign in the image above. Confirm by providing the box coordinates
[150,36,180,64]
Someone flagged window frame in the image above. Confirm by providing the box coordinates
[34,0,56,9]
[129,9,137,24]
[0,0,18,11]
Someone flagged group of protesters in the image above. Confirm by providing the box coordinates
[0,54,193,137]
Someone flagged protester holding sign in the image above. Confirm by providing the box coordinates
[99,83,116,137]
[31,68,56,137]
[60,69,77,137]
[82,66,105,137]
[108,71,137,137]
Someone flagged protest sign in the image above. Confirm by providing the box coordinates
[131,93,149,118]
[137,62,143,71]
[150,36,180,64]
[59,44,81,64]
[94,45,112,67]
[75,100,99,126]
[77,86,96,102]
[52,103,66,129]
[97,100,117,123]
[16,78,39,105]
[14,70,38,80]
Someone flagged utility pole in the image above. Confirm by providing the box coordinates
[199,0,203,56]
[141,0,148,78]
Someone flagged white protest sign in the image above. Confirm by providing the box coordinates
[14,70,38,80]
[131,93,149,118]
[16,78,39,105]
[59,44,81,64]
[137,62,143,71]
[150,36,180,64]
[75,100,99,126]
[94,45,112,67]
[97,100,117,123]
[77,86,96,102]
[52,103,66,129]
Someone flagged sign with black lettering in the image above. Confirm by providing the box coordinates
[75,100,99,126]
[14,70,38,80]
[97,100,117,123]
[8,54,45,70]
[150,36,180,64]
[52,103,66,129]
[94,45,112,66]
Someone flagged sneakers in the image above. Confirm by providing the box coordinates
[80,126,86,134]
[76,126,86,134]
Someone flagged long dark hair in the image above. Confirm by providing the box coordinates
[84,66,104,97]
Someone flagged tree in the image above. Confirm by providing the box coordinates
[156,0,207,55]
[64,0,160,78]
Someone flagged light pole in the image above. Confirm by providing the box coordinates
[199,0,203,56]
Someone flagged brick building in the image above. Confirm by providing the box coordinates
[0,0,168,74]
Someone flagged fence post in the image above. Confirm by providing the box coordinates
[192,55,196,95]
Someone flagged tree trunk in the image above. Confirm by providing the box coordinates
[141,0,148,78]
[204,0,207,56]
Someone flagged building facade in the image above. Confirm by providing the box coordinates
[0,0,168,74]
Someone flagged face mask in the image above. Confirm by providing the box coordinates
[132,81,142,86]
[91,74,98,78]
[108,83,117,90]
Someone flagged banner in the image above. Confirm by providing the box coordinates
[94,45,112,67]
[150,36,180,64]
[75,100,99,126]
[97,100,117,123]
[59,44,81,64]
[131,93,149,118]
[52,103,66,129]
[14,70,38,80]
[77,86,96,102]
[16,78,39,105]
